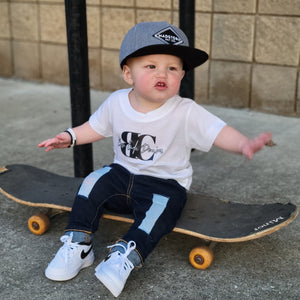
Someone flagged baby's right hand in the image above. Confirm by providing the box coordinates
[38,132,71,152]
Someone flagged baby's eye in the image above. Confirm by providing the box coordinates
[146,65,156,69]
[168,66,177,71]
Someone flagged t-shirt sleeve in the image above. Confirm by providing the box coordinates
[89,97,113,137]
[186,103,226,152]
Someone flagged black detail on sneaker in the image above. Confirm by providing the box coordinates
[81,245,93,259]
[104,254,111,262]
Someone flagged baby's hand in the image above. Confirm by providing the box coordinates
[242,132,272,159]
[38,132,71,152]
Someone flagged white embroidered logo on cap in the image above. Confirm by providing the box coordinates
[153,27,183,45]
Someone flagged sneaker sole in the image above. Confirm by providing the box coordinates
[95,269,123,297]
[45,254,94,281]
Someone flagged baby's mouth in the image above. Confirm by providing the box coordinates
[155,82,167,88]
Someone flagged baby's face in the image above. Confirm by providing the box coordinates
[123,54,185,111]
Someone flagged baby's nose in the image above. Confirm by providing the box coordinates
[156,68,167,77]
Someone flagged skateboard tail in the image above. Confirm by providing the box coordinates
[0,187,72,212]
[173,206,299,243]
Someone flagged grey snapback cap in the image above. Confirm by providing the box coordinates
[119,22,208,71]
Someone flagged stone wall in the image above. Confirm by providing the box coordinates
[0,0,299,116]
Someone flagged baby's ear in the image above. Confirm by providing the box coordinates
[181,69,185,80]
[122,65,134,85]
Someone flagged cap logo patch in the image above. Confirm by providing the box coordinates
[153,27,183,45]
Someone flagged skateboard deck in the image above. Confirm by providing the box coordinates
[1,164,298,269]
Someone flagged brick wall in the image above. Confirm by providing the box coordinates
[0,0,299,116]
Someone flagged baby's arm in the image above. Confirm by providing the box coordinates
[38,121,105,152]
[213,125,272,159]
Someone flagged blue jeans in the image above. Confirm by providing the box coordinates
[66,163,187,262]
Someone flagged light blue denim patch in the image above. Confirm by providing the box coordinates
[78,166,111,198]
[138,194,169,234]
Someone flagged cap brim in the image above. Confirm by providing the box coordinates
[120,44,208,71]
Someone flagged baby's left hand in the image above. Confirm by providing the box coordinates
[242,132,272,159]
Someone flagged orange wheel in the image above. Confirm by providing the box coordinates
[28,213,50,235]
[189,246,214,270]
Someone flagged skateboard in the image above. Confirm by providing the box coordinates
[1,164,298,270]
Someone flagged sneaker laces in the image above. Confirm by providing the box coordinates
[59,233,79,263]
[107,241,136,274]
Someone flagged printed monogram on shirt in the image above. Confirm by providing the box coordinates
[118,131,163,161]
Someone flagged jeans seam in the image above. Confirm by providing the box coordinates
[126,173,134,206]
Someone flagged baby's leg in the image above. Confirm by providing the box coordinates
[95,175,187,297]
[65,164,131,235]
[45,164,132,282]
[123,175,187,262]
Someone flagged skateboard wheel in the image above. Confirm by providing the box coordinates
[28,213,50,235]
[189,246,214,270]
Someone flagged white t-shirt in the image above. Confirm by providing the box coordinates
[89,89,226,189]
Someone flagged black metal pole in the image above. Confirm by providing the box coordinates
[65,0,93,177]
[179,0,195,99]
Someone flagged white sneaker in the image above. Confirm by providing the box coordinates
[45,234,94,281]
[95,241,136,297]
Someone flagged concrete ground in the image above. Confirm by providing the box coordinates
[0,77,299,299]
